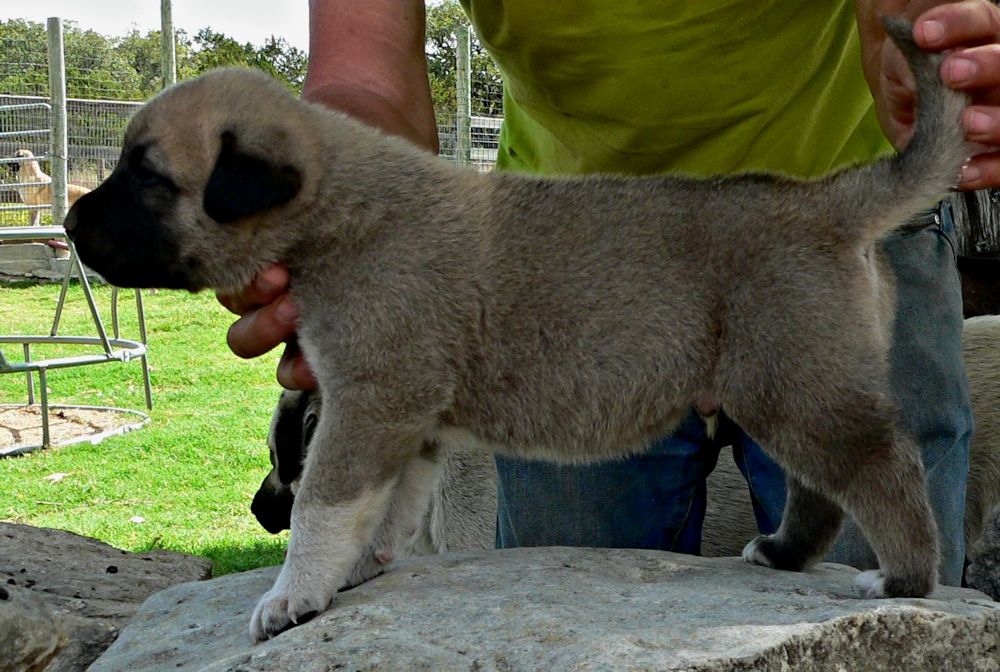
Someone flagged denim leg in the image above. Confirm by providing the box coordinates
[730,430,786,536]
[826,203,973,586]
[495,409,715,553]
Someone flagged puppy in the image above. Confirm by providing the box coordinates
[251,390,315,536]
[9,149,90,226]
[252,389,497,585]
[65,18,968,642]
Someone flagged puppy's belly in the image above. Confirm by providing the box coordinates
[431,408,687,464]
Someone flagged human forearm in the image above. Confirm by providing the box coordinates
[304,0,439,152]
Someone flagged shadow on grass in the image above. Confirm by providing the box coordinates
[139,536,287,577]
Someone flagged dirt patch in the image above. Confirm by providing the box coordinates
[0,404,148,456]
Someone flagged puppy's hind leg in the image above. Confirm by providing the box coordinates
[342,441,444,588]
[740,404,938,598]
[838,428,939,598]
[742,476,843,572]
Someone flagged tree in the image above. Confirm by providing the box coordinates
[0,19,148,101]
[114,27,197,96]
[425,1,503,119]
[191,29,306,92]
[0,19,60,98]
[0,20,307,100]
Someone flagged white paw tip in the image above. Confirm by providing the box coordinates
[853,570,887,598]
[741,539,774,568]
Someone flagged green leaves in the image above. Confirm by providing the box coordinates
[0,18,307,100]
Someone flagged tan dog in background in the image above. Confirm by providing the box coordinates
[9,149,90,225]
[65,19,967,642]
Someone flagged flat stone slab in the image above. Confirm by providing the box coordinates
[90,547,1000,672]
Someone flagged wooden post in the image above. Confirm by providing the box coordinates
[950,190,1000,256]
[46,17,68,226]
[161,0,177,88]
[456,24,471,165]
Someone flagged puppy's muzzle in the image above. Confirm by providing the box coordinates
[251,476,294,534]
[64,174,199,290]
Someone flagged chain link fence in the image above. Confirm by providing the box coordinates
[1,20,144,227]
[0,17,504,227]
[434,24,504,170]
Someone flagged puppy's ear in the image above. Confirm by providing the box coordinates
[203,131,302,223]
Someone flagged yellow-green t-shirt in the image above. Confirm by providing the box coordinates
[459,0,893,178]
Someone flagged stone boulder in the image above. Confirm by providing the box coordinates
[0,523,212,671]
[90,547,999,672]
[0,584,65,672]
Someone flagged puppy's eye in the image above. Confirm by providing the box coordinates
[131,163,169,188]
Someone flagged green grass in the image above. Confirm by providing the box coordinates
[0,282,290,575]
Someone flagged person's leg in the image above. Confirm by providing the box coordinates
[495,409,716,553]
[728,427,786,537]
[826,203,973,586]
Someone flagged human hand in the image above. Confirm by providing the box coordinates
[216,264,317,390]
[874,0,1000,189]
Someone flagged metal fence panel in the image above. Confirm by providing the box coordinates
[0,18,504,225]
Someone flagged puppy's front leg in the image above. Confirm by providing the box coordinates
[249,405,414,642]
[250,469,397,642]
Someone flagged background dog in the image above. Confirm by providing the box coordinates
[64,19,968,642]
[9,149,90,226]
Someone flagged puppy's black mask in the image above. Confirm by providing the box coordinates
[65,132,301,291]
[64,144,197,289]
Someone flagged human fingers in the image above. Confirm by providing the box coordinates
[225,294,300,359]
[878,39,918,148]
[276,340,318,390]
[216,264,291,316]
[914,0,1000,52]
[940,44,1000,93]
[958,148,1000,190]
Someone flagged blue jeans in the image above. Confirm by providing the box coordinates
[495,202,972,586]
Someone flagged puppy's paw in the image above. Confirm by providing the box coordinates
[853,569,887,598]
[249,580,332,643]
[853,568,935,598]
[741,534,814,572]
[741,537,775,568]
[375,547,395,565]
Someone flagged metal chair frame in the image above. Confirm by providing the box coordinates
[0,225,152,455]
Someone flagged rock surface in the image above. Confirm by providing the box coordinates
[91,547,1000,672]
[0,523,212,672]
[0,585,65,672]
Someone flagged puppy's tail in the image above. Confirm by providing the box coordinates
[834,16,968,246]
